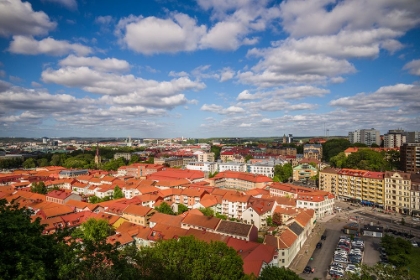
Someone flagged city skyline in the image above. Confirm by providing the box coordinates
[0,0,420,138]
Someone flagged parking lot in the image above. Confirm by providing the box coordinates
[299,205,381,279]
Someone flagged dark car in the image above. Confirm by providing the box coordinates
[321,234,327,240]
[316,242,322,249]
[303,266,314,273]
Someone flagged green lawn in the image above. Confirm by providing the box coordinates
[407,247,420,279]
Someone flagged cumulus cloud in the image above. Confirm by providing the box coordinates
[330,83,420,113]
[59,55,130,72]
[0,0,56,37]
[219,68,235,82]
[95,15,114,25]
[279,0,420,38]
[201,104,245,114]
[42,0,77,10]
[116,13,207,55]
[403,59,420,76]
[42,66,206,97]
[9,36,92,56]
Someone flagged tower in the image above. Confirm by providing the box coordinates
[94,143,101,166]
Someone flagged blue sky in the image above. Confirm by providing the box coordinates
[0,0,420,139]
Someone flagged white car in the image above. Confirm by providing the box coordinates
[330,262,345,270]
[346,264,361,274]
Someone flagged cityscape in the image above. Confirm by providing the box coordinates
[1,0,420,280]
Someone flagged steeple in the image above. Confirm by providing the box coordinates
[94,143,101,166]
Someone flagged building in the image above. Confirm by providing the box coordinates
[114,153,131,161]
[401,143,420,173]
[348,128,381,146]
[46,190,81,204]
[218,162,247,173]
[303,144,322,160]
[211,171,272,191]
[384,171,411,214]
[296,191,334,219]
[292,164,318,182]
[247,160,286,178]
[122,205,156,226]
[406,131,420,143]
[410,174,420,216]
[193,151,215,162]
[383,129,406,148]
[185,162,218,174]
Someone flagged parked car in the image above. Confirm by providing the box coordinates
[330,262,345,270]
[316,242,322,248]
[333,256,348,263]
[346,264,361,274]
[321,234,327,240]
[411,240,418,247]
[303,266,314,273]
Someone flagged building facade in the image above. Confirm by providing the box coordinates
[401,143,420,173]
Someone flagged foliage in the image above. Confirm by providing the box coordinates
[177,203,189,214]
[0,199,61,279]
[37,158,49,167]
[211,145,222,160]
[343,263,415,280]
[145,156,154,164]
[199,207,215,217]
[258,265,302,280]
[0,157,23,169]
[88,195,111,204]
[154,202,175,215]
[31,181,48,194]
[137,235,246,280]
[274,163,293,183]
[330,149,399,171]
[23,157,37,168]
[73,218,112,242]
[266,216,273,226]
[272,212,282,226]
[322,138,351,162]
[101,157,126,171]
[245,154,253,162]
[209,171,219,178]
[381,234,412,268]
[215,213,227,220]
[50,153,67,166]
[113,185,124,199]
[129,154,139,164]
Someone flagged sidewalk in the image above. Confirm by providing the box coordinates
[288,222,326,274]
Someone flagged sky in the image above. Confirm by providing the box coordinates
[0,0,420,139]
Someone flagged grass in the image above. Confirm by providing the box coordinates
[407,247,420,279]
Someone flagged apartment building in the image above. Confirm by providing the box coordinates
[383,129,406,148]
[410,174,420,216]
[185,162,218,174]
[193,151,215,162]
[401,143,420,173]
[319,168,385,206]
[384,171,411,214]
[218,162,247,173]
[348,128,381,146]
[211,171,272,191]
[292,164,318,182]
[247,160,285,178]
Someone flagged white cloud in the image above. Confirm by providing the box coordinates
[330,83,420,113]
[117,13,207,55]
[0,0,56,37]
[403,59,420,76]
[42,0,77,10]
[200,104,245,114]
[279,0,420,38]
[42,66,205,97]
[219,68,235,82]
[95,15,114,25]
[31,81,43,87]
[9,36,92,56]
[237,90,257,100]
[239,123,252,127]
[59,55,130,72]
[200,21,247,50]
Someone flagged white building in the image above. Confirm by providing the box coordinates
[296,191,335,219]
[247,160,286,178]
[384,129,406,148]
[218,162,247,172]
[185,161,218,173]
[193,150,215,162]
[348,128,381,146]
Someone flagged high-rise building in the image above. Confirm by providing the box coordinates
[401,143,420,173]
[406,131,420,143]
[348,128,380,146]
[383,129,406,148]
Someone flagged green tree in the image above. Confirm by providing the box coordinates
[211,145,222,160]
[199,207,215,217]
[113,185,124,199]
[137,235,246,280]
[344,263,415,280]
[258,265,302,280]
[155,202,175,215]
[274,163,293,182]
[177,203,189,214]
[37,158,49,167]
[31,181,48,194]
[76,218,112,242]
[330,152,347,168]
[322,138,351,162]
[23,157,36,168]
[129,154,139,164]
[0,199,61,279]
[245,154,253,163]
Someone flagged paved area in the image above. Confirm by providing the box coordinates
[290,201,385,279]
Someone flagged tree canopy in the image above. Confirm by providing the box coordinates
[138,235,246,280]
[113,185,124,199]
[155,202,175,215]
[273,163,293,182]
[330,149,400,171]
[31,181,48,194]
[322,138,351,162]
[259,265,302,280]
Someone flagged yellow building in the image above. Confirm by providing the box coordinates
[384,171,411,214]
